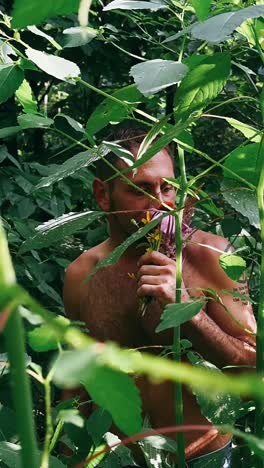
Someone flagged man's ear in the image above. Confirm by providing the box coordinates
[93,178,111,211]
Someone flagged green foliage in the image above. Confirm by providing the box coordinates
[11,0,79,28]
[25,48,80,82]
[156,301,205,332]
[187,0,212,21]
[0,64,24,104]
[103,0,166,11]
[219,253,247,281]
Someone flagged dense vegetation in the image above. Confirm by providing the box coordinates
[0,0,264,466]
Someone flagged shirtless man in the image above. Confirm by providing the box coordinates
[63,128,256,465]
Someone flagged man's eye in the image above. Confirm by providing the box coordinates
[162,185,174,193]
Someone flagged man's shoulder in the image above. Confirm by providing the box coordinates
[65,239,111,281]
[187,229,230,260]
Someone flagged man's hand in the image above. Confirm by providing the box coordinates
[137,250,176,308]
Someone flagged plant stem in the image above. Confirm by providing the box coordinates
[77,77,130,109]
[0,218,38,468]
[254,135,264,456]
[173,146,187,467]
[40,378,53,468]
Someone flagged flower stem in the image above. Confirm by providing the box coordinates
[0,218,38,468]
[173,146,187,467]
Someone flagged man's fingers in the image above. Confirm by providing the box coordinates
[138,275,162,286]
[138,250,173,267]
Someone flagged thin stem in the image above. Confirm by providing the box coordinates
[76,78,130,109]
[0,218,38,468]
[173,146,187,468]
[40,378,53,468]
[49,419,64,454]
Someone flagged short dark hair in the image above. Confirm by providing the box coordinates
[95,127,173,182]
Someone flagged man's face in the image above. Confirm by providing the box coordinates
[107,147,176,237]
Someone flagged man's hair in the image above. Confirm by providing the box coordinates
[95,127,173,182]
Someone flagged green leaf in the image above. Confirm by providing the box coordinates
[35,147,108,190]
[102,142,134,166]
[139,435,178,453]
[19,210,104,253]
[18,113,53,129]
[86,215,167,280]
[28,316,70,352]
[86,408,112,446]
[223,143,260,187]
[224,118,261,143]
[219,254,246,281]
[15,80,38,114]
[220,426,264,461]
[62,27,98,48]
[188,354,247,425]
[25,48,80,83]
[0,127,21,138]
[156,301,204,333]
[83,366,142,436]
[55,114,85,133]
[27,25,62,51]
[187,0,212,21]
[174,52,231,121]
[58,409,85,428]
[0,405,17,442]
[130,60,188,97]
[0,442,22,468]
[221,289,255,304]
[0,64,24,104]
[53,348,99,388]
[86,84,142,135]
[11,0,79,28]
[260,86,264,125]
[189,4,264,43]
[221,178,259,229]
[136,115,170,159]
[103,0,165,11]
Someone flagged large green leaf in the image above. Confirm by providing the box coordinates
[0,127,21,138]
[27,316,70,352]
[188,353,249,425]
[55,114,85,134]
[219,254,246,282]
[62,27,98,48]
[86,85,142,135]
[156,301,204,333]
[86,408,112,446]
[25,48,80,82]
[223,143,260,186]
[19,210,104,253]
[103,0,165,11]
[174,52,231,121]
[187,0,212,21]
[35,146,108,189]
[189,4,264,43]
[18,113,53,129]
[83,366,142,436]
[224,118,261,143]
[15,80,38,114]
[53,348,100,388]
[130,60,188,97]
[221,178,259,229]
[11,0,79,28]
[0,64,24,104]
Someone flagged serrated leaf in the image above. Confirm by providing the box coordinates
[62,26,98,48]
[221,178,259,229]
[11,0,79,28]
[0,64,24,104]
[219,254,246,281]
[103,0,165,11]
[27,25,62,50]
[225,118,261,143]
[25,48,80,83]
[35,146,108,190]
[86,408,112,446]
[15,80,38,114]
[86,84,142,135]
[83,366,142,436]
[18,113,53,129]
[189,4,264,43]
[187,0,212,21]
[174,52,231,121]
[156,301,204,333]
[28,316,70,352]
[19,210,104,253]
[130,59,188,97]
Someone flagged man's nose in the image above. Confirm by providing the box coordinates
[151,190,164,207]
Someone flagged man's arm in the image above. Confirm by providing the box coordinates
[136,232,256,368]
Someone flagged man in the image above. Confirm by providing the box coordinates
[64,128,256,465]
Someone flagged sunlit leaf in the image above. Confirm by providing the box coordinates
[103,0,165,11]
[83,366,142,436]
[19,211,104,253]
[224,118,261,143]
[174,53,231,121]
[139,435,178,453]
[223,143,260,187]
[187,0,212,21]
[130,59,188,97]
[11,0,79,28]
[156,301,204,333]
[137,115,170,159]
[62,26,98,48]
[25,48,80,83]
[18,113,53,129]
[15,80,38,114]
[219,254,246,281]
[55,114,85,133]
[58,409,85,428]
[86,85,142,135]
[221,179,259,229]
[27,26,62,50]
[28,316,70,352]
[0,64,24,104]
